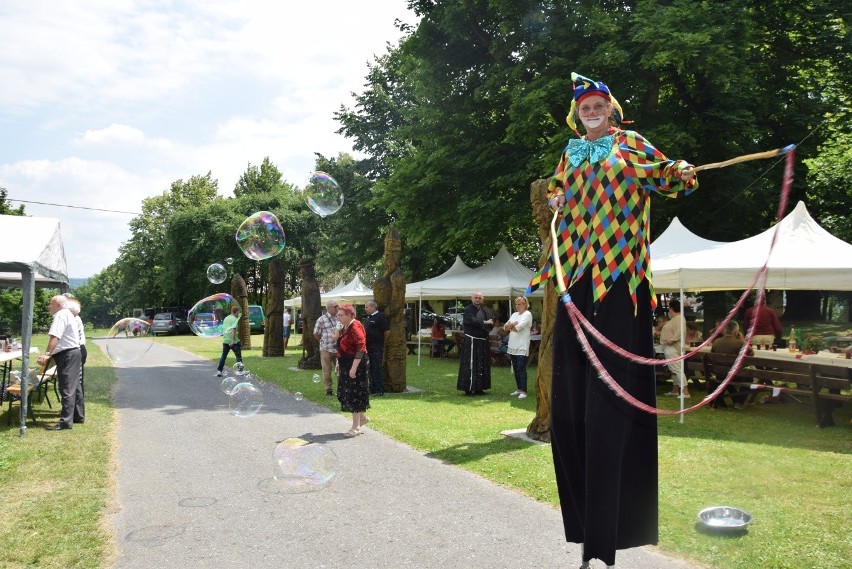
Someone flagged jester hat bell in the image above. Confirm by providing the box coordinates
[567,72,626,134]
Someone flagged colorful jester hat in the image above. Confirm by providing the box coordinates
[566,72,627,137]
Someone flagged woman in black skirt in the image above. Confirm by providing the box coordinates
[333,304,370,437]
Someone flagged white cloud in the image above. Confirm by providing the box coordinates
[75,124,174,151]
[0,0,413,277]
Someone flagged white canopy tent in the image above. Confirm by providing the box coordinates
[405,246,542,364]
[648,202,852,422]
[406,246,543,301]
[651,201,852,292]
[0,215,69,436]
[284,274,374,309]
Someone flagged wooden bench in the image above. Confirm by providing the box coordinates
[701,352,851,427]
[406,341,425,355]
[489,337,510,366]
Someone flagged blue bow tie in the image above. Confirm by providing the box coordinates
[567,135,614,168]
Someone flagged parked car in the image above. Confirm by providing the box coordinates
[151,312,190,336]
[247,305,265,333]
[418,310,452,328]
[189,312,220,336]
[443,307,465,327]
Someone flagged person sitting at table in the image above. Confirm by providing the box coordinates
[710,321,754,409]
[685,321,702,346]
[743,297,782,347]
[430,320,455,357]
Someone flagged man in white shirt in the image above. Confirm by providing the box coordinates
[37,295,83,430]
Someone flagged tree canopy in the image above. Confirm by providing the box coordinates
[73,1,850,321]
[336,0,849,272]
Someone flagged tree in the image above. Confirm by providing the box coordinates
[337,0,849,279]
[234,157,289,197]
[0,187,25,216]
[309,153,393,280]
[115,173,219,309]
[72,265,125,327]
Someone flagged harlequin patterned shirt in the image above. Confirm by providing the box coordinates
[528,127,697,311]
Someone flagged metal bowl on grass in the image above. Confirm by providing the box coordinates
[697,506,752,532]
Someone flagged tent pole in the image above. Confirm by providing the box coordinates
[19,269,35,437]
[679,286,685,425]
[417,296,422,366]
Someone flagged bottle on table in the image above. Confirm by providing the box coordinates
[788,326,798,352]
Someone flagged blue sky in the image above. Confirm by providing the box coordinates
[0,0,411,278]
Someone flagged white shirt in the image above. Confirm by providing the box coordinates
[283,312,291,327]
[48,308,80,353]
[75,315,86,346]
[506,310,533,356]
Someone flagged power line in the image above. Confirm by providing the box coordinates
[5,197,141,216]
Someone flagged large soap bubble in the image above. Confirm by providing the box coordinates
[106,318,155,364]
[303,172,343,218]
[206,263,227,284]
[221,376,239,395]
[271,438,337,493]
[235,211,286,261]
[187,293,239,337]
[229,382,263,417]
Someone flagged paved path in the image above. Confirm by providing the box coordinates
[105,341,697,569]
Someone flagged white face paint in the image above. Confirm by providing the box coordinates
[580,115,606,129]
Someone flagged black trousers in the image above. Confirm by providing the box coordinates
[550,274,658,566]
[54,347,83,427]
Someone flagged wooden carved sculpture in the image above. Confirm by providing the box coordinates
[297,258,321,369]
[231,273,251,349]
[372,226,406,392]
[264,258,284,357]
[527,179,555,442]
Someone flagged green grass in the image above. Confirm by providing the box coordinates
[0,334,116,568]
[3,331,850,568]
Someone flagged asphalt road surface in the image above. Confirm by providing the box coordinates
[104,341,698,569]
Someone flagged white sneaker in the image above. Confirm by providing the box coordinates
[518,393,528,399]
[510,390,520,396]
[215,371,223,377]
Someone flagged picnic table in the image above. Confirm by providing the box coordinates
[689,346,851,427]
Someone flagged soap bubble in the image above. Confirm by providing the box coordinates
[312,373,320,384]
[271,438,337,493]
[234,362,245,376]
[303,172,343,217]
[293,392,303,401]
[207,263,227,284]
[188,293,239,337]
[229,382,263,417]
[235,211,286,261]
[221,376,239,395]
[106,318,155,364]
[225,257,234,265]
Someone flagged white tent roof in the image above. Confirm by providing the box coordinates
[440,255,474,277]
[0,215,69,288]
[284,274,374,308]
[0,214,69,435]
[324,273,373,304]
[406,245,542,300]
[650,201,852,292]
